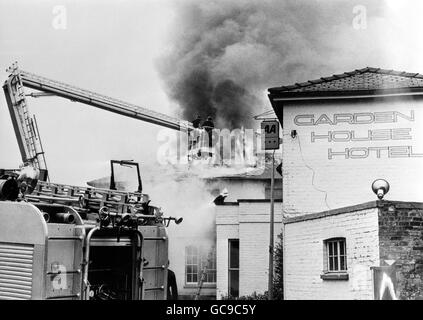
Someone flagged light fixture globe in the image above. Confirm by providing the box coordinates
[371,179,390,200]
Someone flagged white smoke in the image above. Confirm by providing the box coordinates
[143,165,217,243]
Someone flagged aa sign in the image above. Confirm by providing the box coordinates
[261,120,280,150]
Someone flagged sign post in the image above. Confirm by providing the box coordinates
[261,120,280,300]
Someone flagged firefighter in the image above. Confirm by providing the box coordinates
[213,188,228,205]
[192,115,202,129]
[189,115,202,158]
[202,116,214,130]
[202,116,214,157]
[167,261,178,300]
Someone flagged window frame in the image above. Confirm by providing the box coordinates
[185,245,199,285]
[321,237,349,281]
[184,244,216,287]
[228,239,240,297]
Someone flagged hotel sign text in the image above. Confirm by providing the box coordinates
[293,111,423,159]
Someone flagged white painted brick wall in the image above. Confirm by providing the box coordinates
[282,99,423,215]
[216,201,282,298]
[284,207,380,300]
[239,202,282,296]
[216,222,238,299]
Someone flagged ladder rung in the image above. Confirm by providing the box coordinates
[45,294,80,299]
[48,236,83,241]
[144,237,167,241]
[46,269,81,275]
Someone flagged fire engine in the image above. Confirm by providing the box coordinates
[0,63,191,300]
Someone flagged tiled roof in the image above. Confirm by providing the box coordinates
[268,67,423,95]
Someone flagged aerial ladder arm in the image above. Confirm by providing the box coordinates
[3,66,48,180]
[2,63,194,180]
[13,66,193,132]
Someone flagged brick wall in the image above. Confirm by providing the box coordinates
[284,202,380,300]
[282,98,423,216]
[216,200,282,298]
[378,201,423,300]
[216,205,239,299]
[238,201,282,297]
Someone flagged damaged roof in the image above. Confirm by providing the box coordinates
[207,162,282,181]
[268,67,423,99]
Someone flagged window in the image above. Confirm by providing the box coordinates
[326,238,347,272]
[201,247,217,284]
[321,238,348,280]
[228,239,239,297]
[185,246,199,284]
[185,245,216,286]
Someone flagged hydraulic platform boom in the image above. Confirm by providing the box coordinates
[5,63,193,132]
[3,62,193,178]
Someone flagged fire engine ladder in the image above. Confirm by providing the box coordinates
[28,180,150,214]
[6,62,193,132]
[3,65,48,176]
[194,267,207,300]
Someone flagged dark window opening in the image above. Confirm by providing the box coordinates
[228,239,239,297]
[324,238,347,272]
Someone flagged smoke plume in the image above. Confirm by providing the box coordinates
[157,0,387,129]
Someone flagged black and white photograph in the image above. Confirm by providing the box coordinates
[0,0,422,309]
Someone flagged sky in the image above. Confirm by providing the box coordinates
[1,0,423,187]
[0,0,177,185]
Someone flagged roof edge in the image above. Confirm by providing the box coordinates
[215,199,283,206]
[268,67,423,94]
[284,200,423,224]
[268,87,423,102]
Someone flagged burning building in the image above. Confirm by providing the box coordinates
[163,163,282,299]
[269,67,423,300]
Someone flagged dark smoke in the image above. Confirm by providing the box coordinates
[157,0,387,129]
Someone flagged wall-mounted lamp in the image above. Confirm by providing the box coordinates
[291,130,297,138]
[371,179,390,200]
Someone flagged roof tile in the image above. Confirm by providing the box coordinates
[356,67,370,73]
[378,68,393,74]
[296,81,311,87]
[321,76,337,81]
[269,66,423,94]
[333,73,349,79]
[402,72,418,77]
[309,79,324,84]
